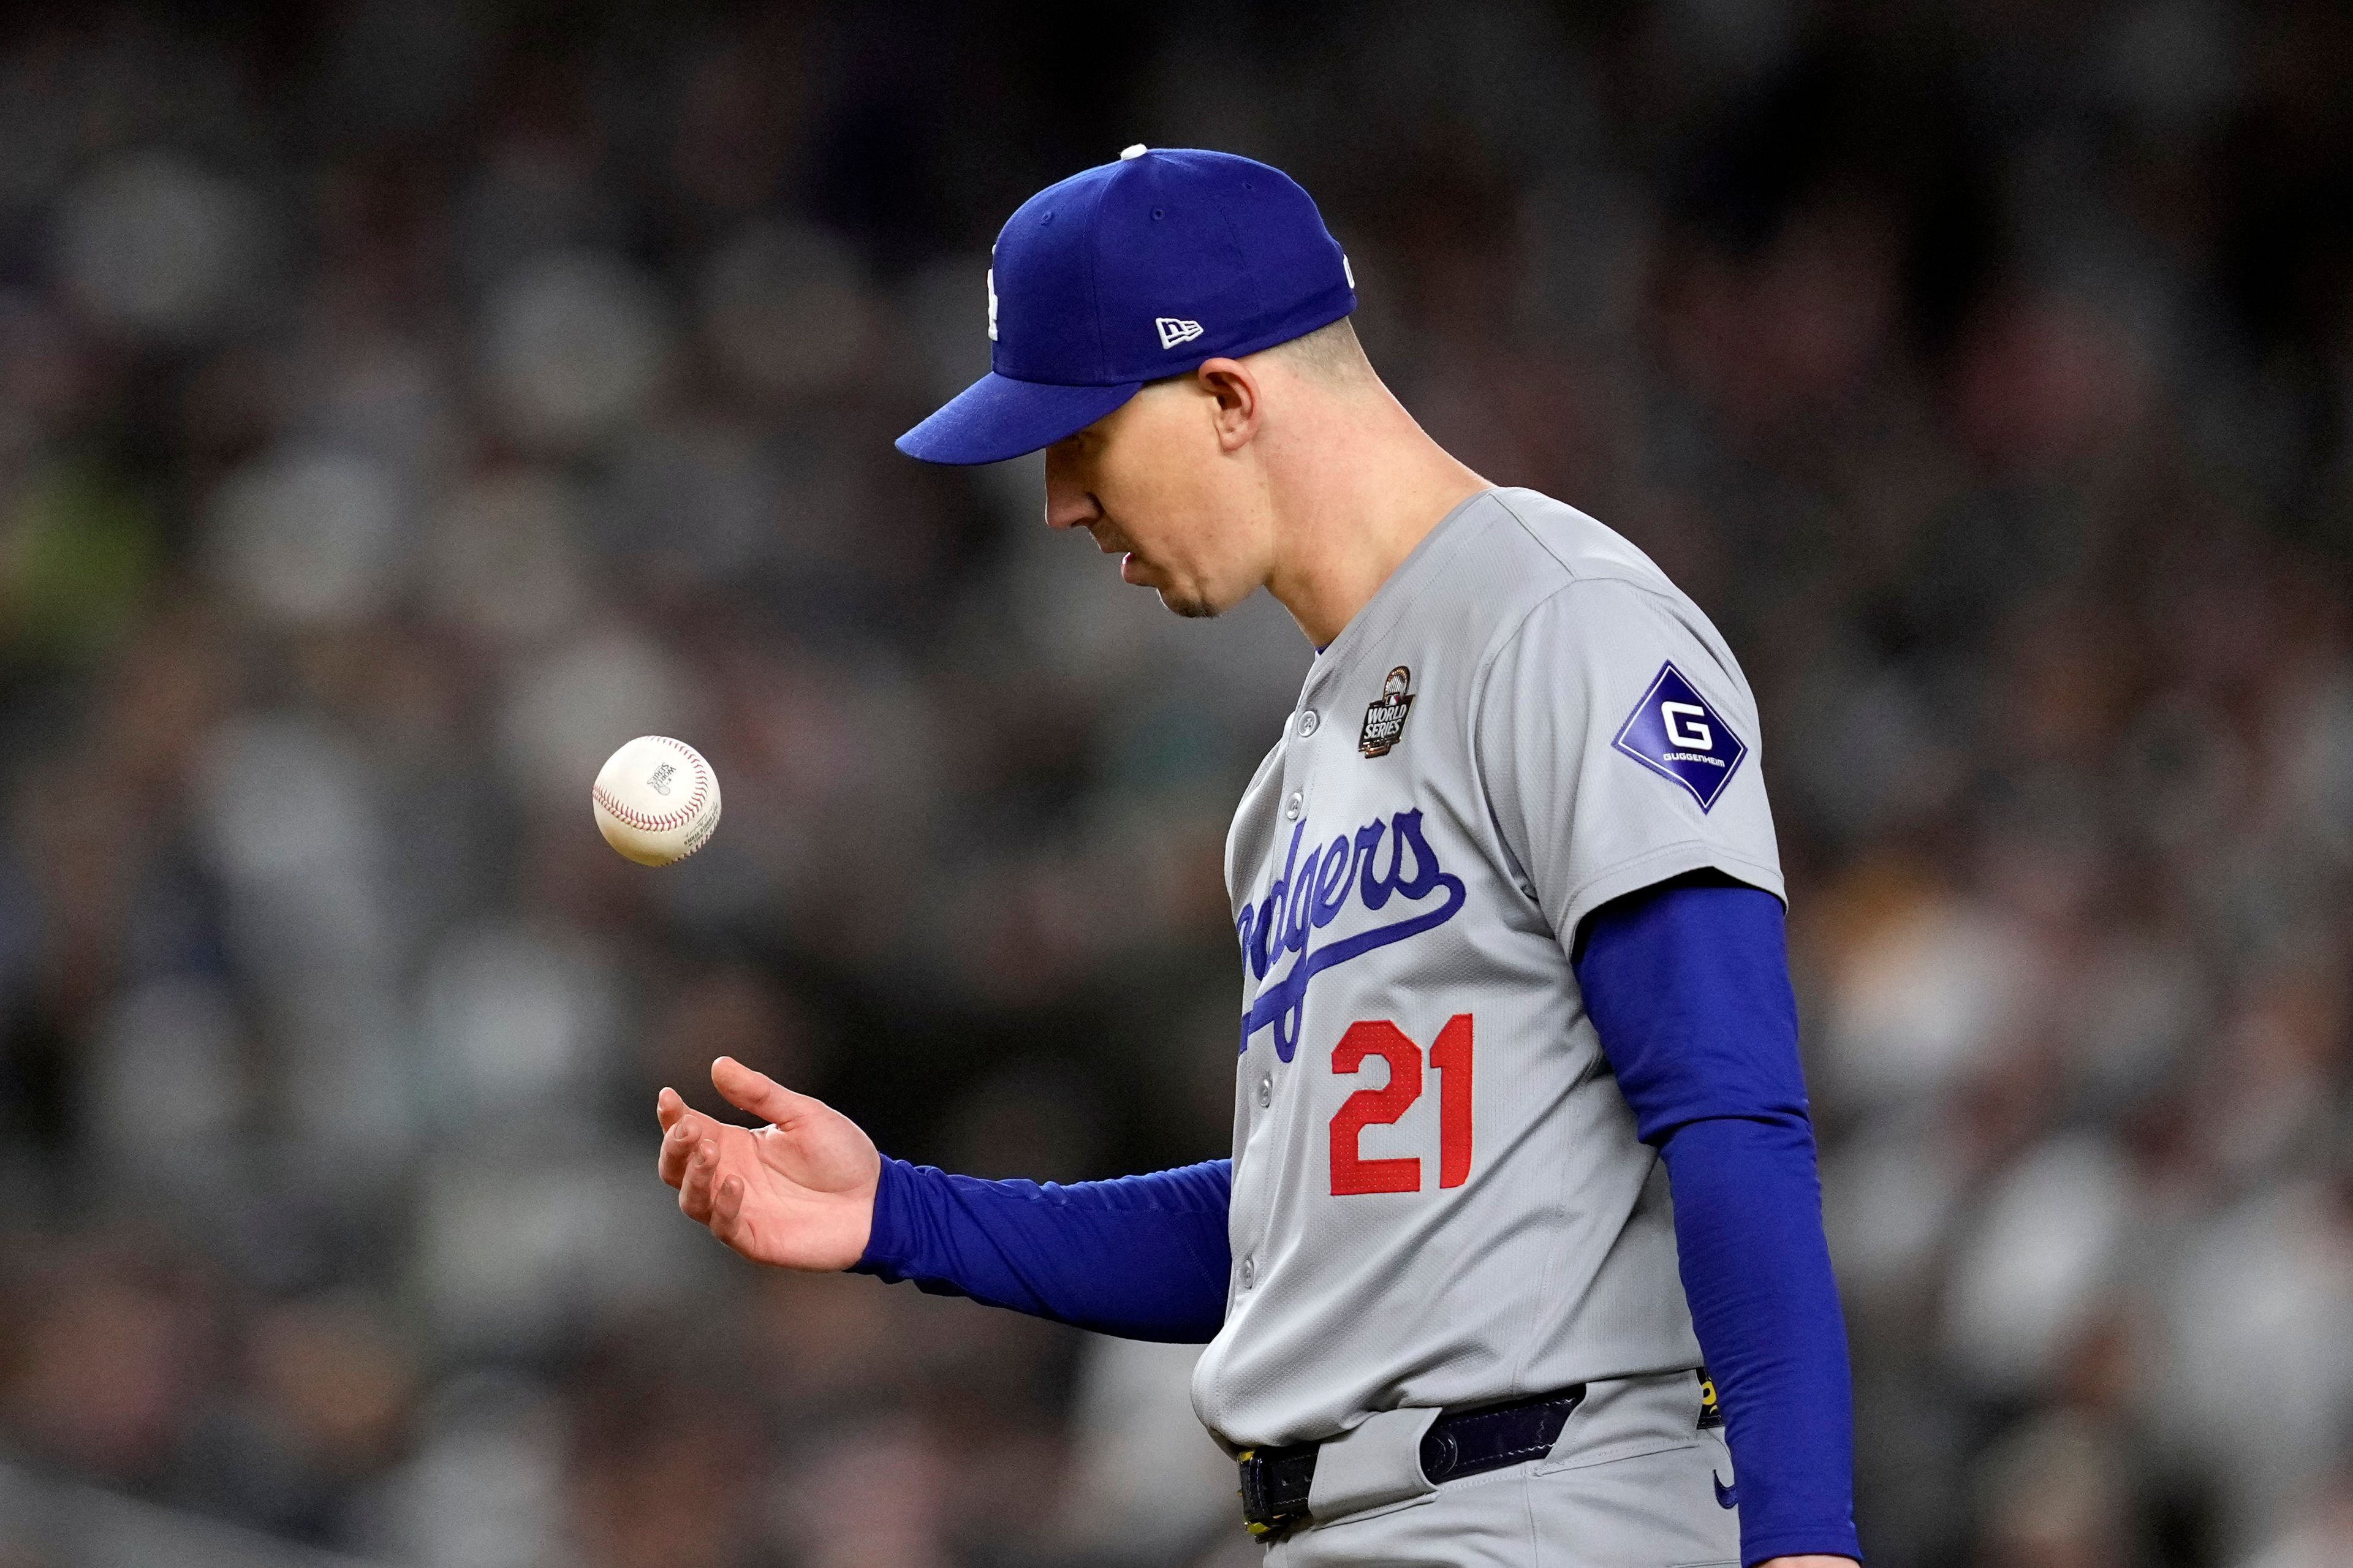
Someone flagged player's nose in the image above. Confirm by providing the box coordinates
[1042,441,1101,532]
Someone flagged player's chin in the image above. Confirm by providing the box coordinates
[1124,555,1232,619]
[1155,581,1226,620]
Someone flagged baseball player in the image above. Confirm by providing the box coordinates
[656,146,1862,1568]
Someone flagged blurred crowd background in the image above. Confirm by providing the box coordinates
[1,2,2350,1566]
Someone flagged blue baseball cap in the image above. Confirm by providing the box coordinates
[896,146,1357,466]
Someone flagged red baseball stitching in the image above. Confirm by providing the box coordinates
[592,738,711,832]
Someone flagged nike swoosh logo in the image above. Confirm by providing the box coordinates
[1712,1471,1737,1509]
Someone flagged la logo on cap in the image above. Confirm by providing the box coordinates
[1156,316,1203,349]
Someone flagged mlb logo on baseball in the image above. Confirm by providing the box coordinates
[1156,316,1204,349]
[1611,662,1747,811]
[592,736,722,865]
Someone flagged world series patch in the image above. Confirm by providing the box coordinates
[1359,665,1414,757]
[1612,662,1746,811]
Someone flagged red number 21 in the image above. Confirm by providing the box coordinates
[1329,1015,1474,1195]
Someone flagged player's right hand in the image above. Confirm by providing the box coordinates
[655,1056,882,1271]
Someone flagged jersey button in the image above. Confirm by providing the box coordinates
[1240,1254,1256,1288]
[1297,710,1319,738]
[1284,791,1302,820]
[1256,1074,1272,1108]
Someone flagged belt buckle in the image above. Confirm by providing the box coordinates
[1237,1448,1308,1540]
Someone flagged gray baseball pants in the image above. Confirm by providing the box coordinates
[1264,1372,1742,1568]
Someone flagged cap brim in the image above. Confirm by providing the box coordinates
[895,371,1142,465]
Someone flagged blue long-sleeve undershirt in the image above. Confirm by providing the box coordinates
[851,1156,1232,1342]
[852,875,1858,1562]
[1574,873,1860,1566]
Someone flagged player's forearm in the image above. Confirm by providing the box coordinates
[851,1156,1232,1342]
[1658,1114,1862,1566]
[1574,876,1863,1566]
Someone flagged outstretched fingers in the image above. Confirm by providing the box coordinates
[711,1055,808,1127]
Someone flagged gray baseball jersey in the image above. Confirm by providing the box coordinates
[1190,486,1783,1452]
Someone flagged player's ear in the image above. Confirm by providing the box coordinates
[1195,358,1260,453]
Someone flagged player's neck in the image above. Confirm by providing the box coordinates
[1262,385,1488,650]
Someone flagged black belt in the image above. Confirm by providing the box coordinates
[1237,1385,1586,1539]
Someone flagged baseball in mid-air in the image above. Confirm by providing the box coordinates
[591,736,722,866]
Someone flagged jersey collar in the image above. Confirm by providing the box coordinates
[1298,487,1499,704]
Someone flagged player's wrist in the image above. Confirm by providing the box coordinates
[844,1153,911,1274]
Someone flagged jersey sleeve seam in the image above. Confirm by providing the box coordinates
[1476,494,1749,697]
[1468,573,1714,708]
[1556,842,1787,942]
[1464,580,1580,904]
[1484,488,1586,580]
[1483,491,1697,605]
[1465,574,1719,849]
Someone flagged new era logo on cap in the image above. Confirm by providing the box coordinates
[1156,316,1204,349]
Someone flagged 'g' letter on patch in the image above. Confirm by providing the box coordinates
[1611,662,1747,811]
